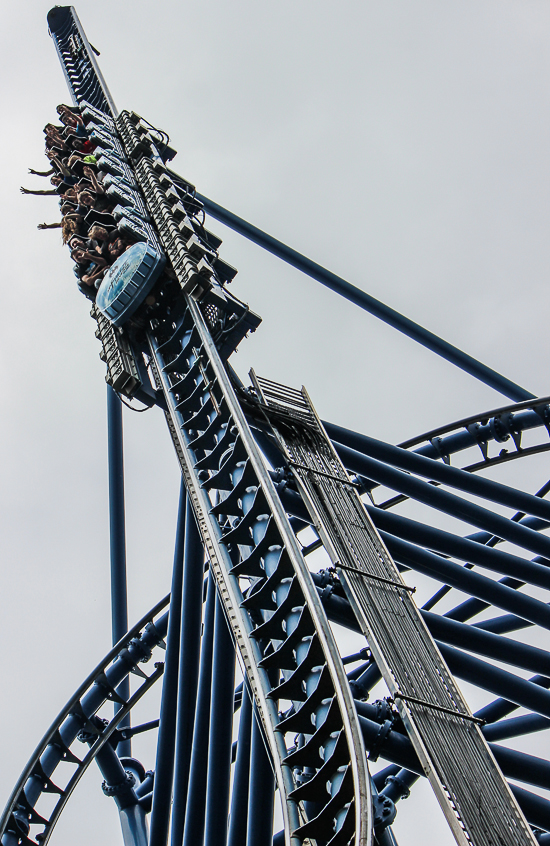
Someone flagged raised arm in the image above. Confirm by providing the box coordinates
[28,167,55,177]
[21,187,59,196]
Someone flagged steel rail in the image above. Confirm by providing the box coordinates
[325,395,550,468]
[0,595,169,846]
[146,303,371,846]
[48,6,117,116]
[46,8,371,846]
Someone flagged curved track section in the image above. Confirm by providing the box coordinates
[325,395,550,510]
[0,596,169,846]
[47,6,116,115]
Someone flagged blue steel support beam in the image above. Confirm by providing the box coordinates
[107,385,130,756]
[511,785,550,836]
[424,612,550,676]
[247,706,275,846]
[380,768,419,804]
[94,743,148,846]
[483,713,550,742]
[333,441,550,561]
[315,566,550,684]
[180,573,216,846]
[373,765,401,792]
[170,501,205,838]
[475,676,550,724]
[446,578,522,626]
[312,568,544,674]
[358,714,550,831]
[227,686,253,846]
[329,430,550,522]
[382,532,550,630]
[323,580,550,691]
[276,482,550,612]
[203,594,235,846]
[476,611,537,635]
[308,521,550,632]
[196,193,534,402]
[323,412,549,466]
[149,482,187,846]
[366,504,550,590]
[437,642,550,721]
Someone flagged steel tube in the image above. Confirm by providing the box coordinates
[334,441,550,562]
[315,575,550,684]
[334,435,550,521]
[509,785,550,835]
[323,413,547,468]
[247,705,275,846]
[170,500,205,837]
[478,733,548,793]
[359,714,550,830]
[227,684,253,846]
[444,578,520,626]
[380,768,419,803]
[424,612,550,676]
[439,643,550,721]
[330,428,550,521]
[476,611,534,636]
[368,505,550,590]
[107,385,131,754]
[180,573,216,846]
[203,594,236,846]
[149,482,187,846]
[94,741,148,846]
[120,805,149,846]
[196,193,533,402]
[483,713,550,742]
[204,594,235,846]
[381,533,550,631]
[475,675,550,724]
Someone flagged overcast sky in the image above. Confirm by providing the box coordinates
[2,2,550,844]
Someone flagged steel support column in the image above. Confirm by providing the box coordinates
[195,192,533,402]
[107,385,130,755]
[170,500,205,838]
[149,481,187,846]
[180,572,216,846]
[247,705,275,846]
[227,684,253,846]
[203,593,236,846]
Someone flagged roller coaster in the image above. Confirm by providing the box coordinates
[4,6,550,846]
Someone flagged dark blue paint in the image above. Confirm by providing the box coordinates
[107,386,130,756]
[149,481,187,846]
[197,192,533,402]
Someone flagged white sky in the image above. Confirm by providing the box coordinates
[2,1,550,844]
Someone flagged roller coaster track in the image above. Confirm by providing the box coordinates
[139,161,372,846]
[7,6,550,846]
[43,9,373,846]
[0,596,169,846]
